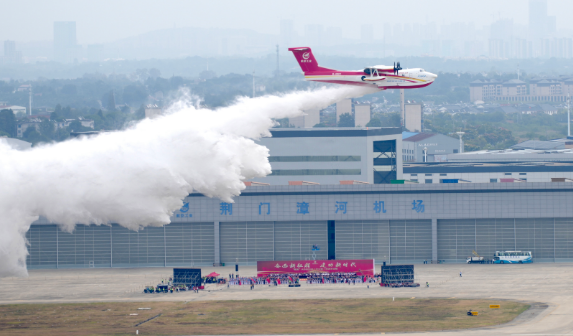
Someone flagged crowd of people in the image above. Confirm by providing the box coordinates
[225,272,381,287]
[145,271,419,293]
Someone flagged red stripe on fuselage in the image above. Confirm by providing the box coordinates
[311,80,433,89]
[312,80,379,88]
[382,82,433,89]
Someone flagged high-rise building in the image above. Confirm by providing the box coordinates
[354,104,371,127]
[280,20,294,48]
[336,99,352,123]
[304,24,323,46]
[360,24,373,43]
[53,21,77,63]
[529,0,547,37]
[2,40,22,63]
[4,41,15,57]
[325,26,342,46]
[529,0,556,38]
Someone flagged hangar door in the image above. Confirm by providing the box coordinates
[274,221,327,261]
[389,220,432,263]
[220,222,274,264]
[335,220,390,261]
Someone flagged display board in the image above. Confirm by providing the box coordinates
[173,268,202,286]
[380,264,414,284]
[257,259,375,276]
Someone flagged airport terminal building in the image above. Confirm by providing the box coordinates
[252,128,403,185]
[27,183,573,269]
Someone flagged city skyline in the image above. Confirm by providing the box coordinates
[2,0,572,44]
[2,0,573,62]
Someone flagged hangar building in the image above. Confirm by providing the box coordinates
[27,182,573,269]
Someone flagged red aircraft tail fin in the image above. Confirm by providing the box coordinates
[288,47,327,73]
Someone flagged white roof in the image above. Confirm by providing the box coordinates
[0,137,31,150]
[1,105,26,109]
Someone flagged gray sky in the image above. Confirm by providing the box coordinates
[3,0,571,44]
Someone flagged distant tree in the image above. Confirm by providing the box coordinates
[135,105,145,120]
[122,85,147,106]
[60,106,75,119]
[61,84,77,96]
[67,120,83,132]
[39,119,55,139]
[121,105,131,114]
[199,70,216,81]
[337,113,354,127]
[378,112,402,127]
[365,118,382,127]
[0,109,17,137]
[53,127,70,142]
[50,111,61,120]
[22,127,49,145]
[149,68,161,79]
[106,90,116,111]
[170,76,185,89]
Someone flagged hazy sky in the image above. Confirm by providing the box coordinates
[3,0,572,44]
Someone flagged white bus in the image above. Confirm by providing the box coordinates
[493,251,532,264]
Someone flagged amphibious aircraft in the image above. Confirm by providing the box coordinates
[288,47,437,90]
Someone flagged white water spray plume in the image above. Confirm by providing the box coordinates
[0,86,378,277]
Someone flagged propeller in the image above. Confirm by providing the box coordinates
[393,62,402,75]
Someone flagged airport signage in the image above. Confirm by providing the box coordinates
[489,304,500,309]
[257,259,375,277]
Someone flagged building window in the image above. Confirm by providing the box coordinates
[519,173,526,175]
[490,179,498,183]
[521,178,527,182]
[425,174,432,176]
[268,156,361,162]
[440,173,447,176]
[504,173,512,175]
[453,149,459,153]
[411,179,418,182]
[269,169,361,176]
[411,174,417,176]
[425,179,433,184]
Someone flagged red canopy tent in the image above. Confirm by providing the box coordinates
[206,272,220,277]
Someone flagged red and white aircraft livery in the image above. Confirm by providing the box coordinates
[288,47,437,90]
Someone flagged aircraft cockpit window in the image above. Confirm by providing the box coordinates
[420,69,424,72]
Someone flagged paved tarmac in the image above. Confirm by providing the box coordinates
[0,263,572,335]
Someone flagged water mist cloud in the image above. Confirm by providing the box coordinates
[0,85,378,277]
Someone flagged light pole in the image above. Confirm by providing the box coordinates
[423,147,428,162]
[456,131,465,153]
[567,95,571,138]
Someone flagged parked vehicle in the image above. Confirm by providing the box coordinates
[466,256,485,264]
[493,251,532,264]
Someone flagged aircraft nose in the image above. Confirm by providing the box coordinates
[428,72,437,79]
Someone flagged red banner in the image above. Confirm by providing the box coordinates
[257,259,375,277]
